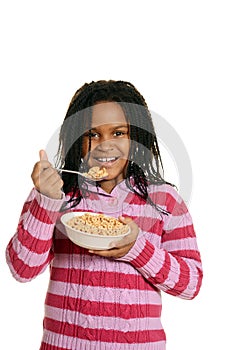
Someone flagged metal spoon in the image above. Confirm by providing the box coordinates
[56,168,108,181]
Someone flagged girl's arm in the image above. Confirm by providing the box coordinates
[117,189,203,300]
[6,188,65,282]
[95,187,203,300]
[6,150,65,282]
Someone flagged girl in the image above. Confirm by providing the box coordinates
[6,80,203,350]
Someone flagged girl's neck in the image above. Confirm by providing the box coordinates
[99,178,125,194]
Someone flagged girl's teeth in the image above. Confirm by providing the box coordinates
[98,157,116,162]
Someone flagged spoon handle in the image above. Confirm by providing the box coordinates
[56,168,82,175]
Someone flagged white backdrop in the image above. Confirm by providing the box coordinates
[1,1,233,349]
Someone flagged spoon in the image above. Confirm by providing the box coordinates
[56,168,108,181]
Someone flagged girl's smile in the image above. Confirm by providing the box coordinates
[82,102,130,193]
[92,156,121,167]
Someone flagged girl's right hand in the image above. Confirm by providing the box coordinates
[31,150,64,199]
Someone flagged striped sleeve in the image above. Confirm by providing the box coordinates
[6,188,65,282]
[118,187,203,300]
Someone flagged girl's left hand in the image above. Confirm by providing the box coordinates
[88,216,139,259]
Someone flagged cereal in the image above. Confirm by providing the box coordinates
[66,213,129,236]
[83,166,108,180]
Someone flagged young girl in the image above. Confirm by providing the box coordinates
[6,80,203,350]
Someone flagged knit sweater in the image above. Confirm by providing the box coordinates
[6,181,203,350]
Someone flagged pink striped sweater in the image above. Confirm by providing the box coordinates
[6,181,203,350]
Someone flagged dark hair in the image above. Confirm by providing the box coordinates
[56,80,172,213]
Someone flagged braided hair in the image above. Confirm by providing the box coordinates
[56,80,173,213]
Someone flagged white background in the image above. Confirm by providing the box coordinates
[0,1,233,349]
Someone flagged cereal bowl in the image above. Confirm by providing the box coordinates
[60,212,131,250]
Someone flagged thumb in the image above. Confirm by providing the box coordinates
[119,216,132,224]
[39,149,48,161]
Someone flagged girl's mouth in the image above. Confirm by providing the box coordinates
[93,156,119,167]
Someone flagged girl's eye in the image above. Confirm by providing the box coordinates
[86,131,99,138]
[114,131,126,136]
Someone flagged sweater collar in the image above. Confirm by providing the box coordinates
[85,179,129,197]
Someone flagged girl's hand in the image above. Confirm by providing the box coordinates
[88,216,139,259]
[31,150,64,199]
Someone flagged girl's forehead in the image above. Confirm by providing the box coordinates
[91,102,127,127]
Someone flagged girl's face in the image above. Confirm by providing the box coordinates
[82,102,130,193]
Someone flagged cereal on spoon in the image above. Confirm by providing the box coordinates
[83,166,108,180]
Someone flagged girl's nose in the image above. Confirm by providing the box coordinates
[96,138,115,152]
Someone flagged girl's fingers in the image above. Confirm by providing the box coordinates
[41,168,63,187]
[89,240,135,259]
[33,168,63,199]
[32,150,51,178]
[31,160,50,182]
[38,150,51,171]
[118,216,135,229]
[109,232,136,249]
[108,216,139,249]
[39,149,49,161]
[31,150,63,199]
[34,167,60,187]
